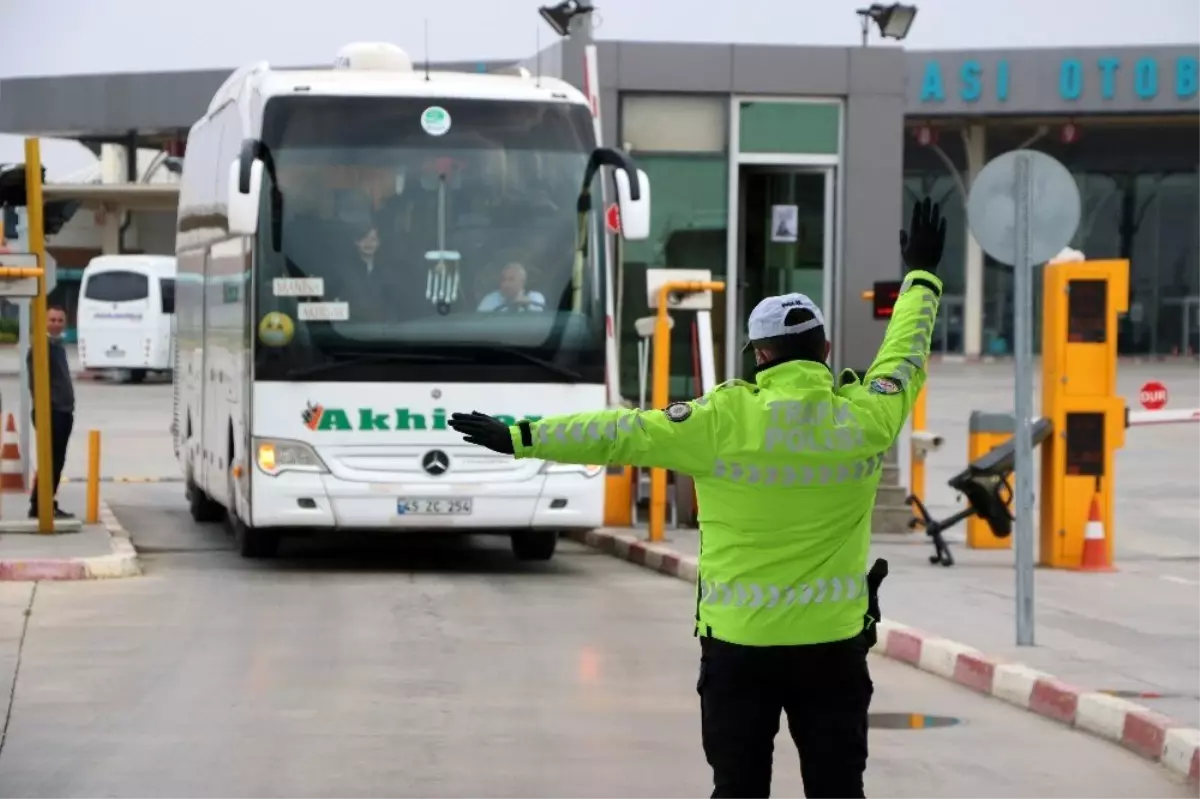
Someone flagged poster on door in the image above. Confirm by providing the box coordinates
[770,204,799,243]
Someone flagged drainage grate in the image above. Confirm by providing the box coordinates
[869,713,961,729]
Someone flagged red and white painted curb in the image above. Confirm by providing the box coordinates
[565,527,1200,784]
[0,501,141,581]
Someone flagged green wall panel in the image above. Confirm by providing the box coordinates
[738,101,840,155]
[623,154,728,267]
[617,154,730,401]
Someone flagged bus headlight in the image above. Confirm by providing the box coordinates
[541,462,605,478]
[254,438,329,477]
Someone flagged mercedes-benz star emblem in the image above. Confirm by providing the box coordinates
[421,449,450,476]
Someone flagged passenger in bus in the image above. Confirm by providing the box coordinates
[477,263,546,313]
[302,192,378,306]
[334,216,434,324]
[326,220,384,314]
[351,224,381,276]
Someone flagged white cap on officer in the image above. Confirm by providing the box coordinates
[744,293,826,351]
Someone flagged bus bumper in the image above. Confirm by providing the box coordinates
[248,469,604,531]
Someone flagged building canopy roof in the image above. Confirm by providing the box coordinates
[0,58,517,144]
[2,44,1195,143]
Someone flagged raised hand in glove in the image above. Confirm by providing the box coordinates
[448,411,514,455]
[899,197,947,275]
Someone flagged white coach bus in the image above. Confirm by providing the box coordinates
[173,41,650,559]
[78,254,177,382]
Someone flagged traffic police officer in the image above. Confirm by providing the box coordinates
[448,198,947,798]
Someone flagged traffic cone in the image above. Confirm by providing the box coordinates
[0,413,25,492]
[1078,493,1114,572]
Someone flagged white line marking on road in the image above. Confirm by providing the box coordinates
[1159,575,1199,586]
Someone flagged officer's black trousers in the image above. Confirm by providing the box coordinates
[698,633,873,799]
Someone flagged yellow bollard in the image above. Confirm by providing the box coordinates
[649,279,725,543]
[86,430,101,524]
[909,386,927,514]
[603,465,634,527]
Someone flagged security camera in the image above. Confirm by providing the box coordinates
[912,431,944,449]
[911,430,944,460]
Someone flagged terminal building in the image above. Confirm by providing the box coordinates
[1,37,1196,390]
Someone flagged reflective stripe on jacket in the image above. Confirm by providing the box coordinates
[508,269,942,646]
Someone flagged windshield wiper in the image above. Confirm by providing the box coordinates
[472,344,582,382]
[284,352,468,380]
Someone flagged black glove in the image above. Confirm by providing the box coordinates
[899,197,947,275]
[448,411,515,455]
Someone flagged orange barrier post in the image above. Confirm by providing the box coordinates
[1039,258,1128,569]
[649,279,725,543]
[909,386,927,517]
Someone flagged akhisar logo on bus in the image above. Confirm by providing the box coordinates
[302,401,543,432]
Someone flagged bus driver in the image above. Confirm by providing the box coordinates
[477,262,546,313]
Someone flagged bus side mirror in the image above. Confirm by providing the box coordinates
[613,168,650,241]
[227,157,262,236]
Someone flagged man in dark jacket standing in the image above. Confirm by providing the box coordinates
[28,304,75,519]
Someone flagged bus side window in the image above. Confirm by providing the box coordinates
[161,278,177,314]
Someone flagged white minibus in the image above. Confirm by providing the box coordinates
[78,255,177,383]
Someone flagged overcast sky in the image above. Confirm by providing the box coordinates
[1,0,1197,174]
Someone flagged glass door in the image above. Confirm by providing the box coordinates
[737,166,832,375]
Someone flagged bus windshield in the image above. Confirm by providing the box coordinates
[85,271,150,303]
[252,95,603,384]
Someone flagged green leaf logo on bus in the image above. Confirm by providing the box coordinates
[420,106,451,136]
[302,402,541,432]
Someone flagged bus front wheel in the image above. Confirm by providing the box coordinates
[186,475,222,523]
[226,473,279,559]
[511,530,558,561]
[230,511,280,559]
[128,369,147,384]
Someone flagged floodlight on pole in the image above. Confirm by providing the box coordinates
[538,0,595,38]
[857,3,918,46]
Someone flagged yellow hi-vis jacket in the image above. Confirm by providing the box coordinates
[507,270,942,646]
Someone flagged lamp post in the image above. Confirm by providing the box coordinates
[856,3,918,46]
